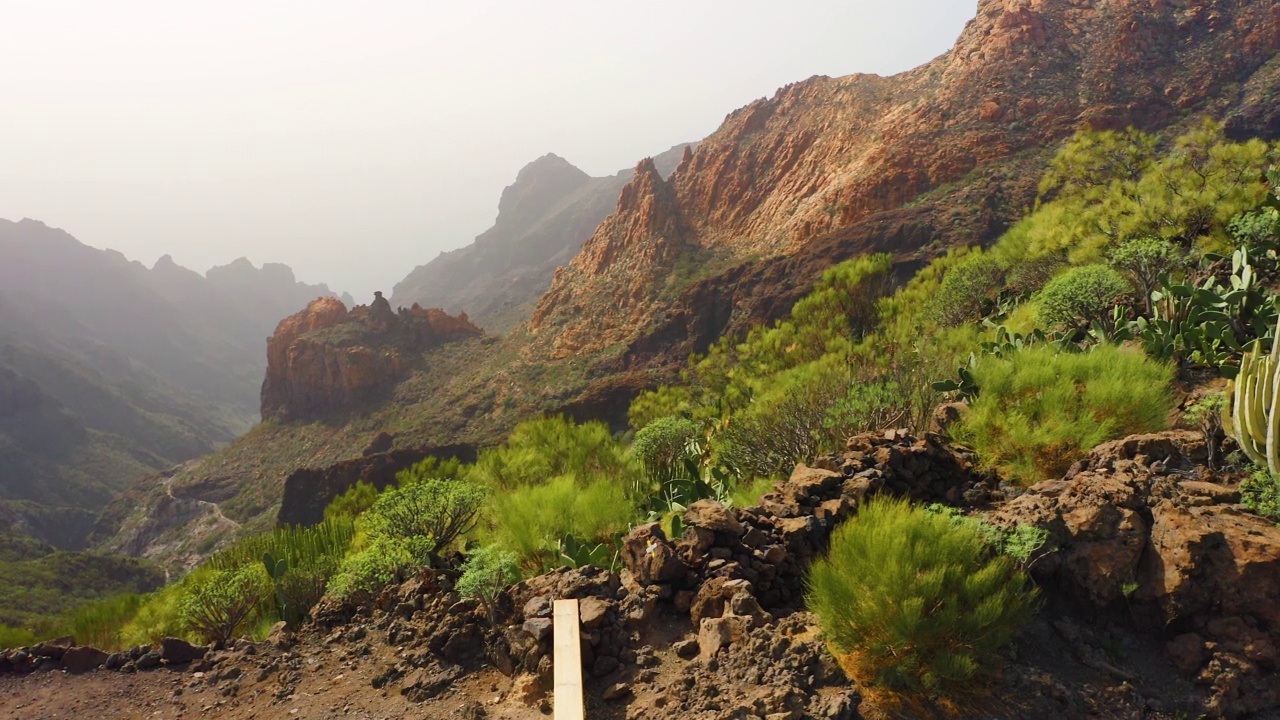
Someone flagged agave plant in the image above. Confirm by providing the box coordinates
[1227,316,1280,475]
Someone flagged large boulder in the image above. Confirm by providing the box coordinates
[620,523,686,586]
[61,646,108,673]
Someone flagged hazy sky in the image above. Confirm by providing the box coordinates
[1,1,976,300]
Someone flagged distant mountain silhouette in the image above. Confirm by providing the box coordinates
[0,217,342,548]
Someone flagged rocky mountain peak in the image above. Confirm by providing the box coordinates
[490,154,593,238]
[528,155,686,356]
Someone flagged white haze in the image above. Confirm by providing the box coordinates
[0,0,975,300]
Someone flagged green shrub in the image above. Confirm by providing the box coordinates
[1036,264,1131,333]
[456,544,519,623]
[1003,252,1066,300]
[64,593,146,650]
[204,519,355,624]
[1242,468,1280,523]
[486,474,637,572]
[471,416,640,495]
[362,477,486,563]
[396,456,470,485]
[719,360,908,478]
[629,386,694,431]
[954,345,1172,482]
[1107,237,1186,312]
[807,497,1038,693]
[325,535,432,601]
[324,481,378,521]
[928,253,1006,327]
[632,416,698,484]
[179,565,270,647]
[118,582,191,647]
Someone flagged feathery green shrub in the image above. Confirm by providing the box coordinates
[486,474,637,572]
[632,416,698,485]
[0,625,35,650]
[63,593,146,650]
[324,480,378,521]
[807,497,1038,694]
[954,345,1172,483]
[326,535,432,601]
[718,359,908,478]
[471,416,640,494]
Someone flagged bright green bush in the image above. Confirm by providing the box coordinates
[118,582,192,646]
[362,477,486,563]
[954,345,1172,482]
[457,545,519,622]
[1025,123,1271,261]
[471,416,640,494]
[928,253,1006,327]
[629,386,694,431]
[324,481,378,521]
[689,254,894,409]
[1003,251,1066,300]
[396,456,470,485]
[1242,468,1280,523]
[204,518,355,624]
[807,497,1038,693]
[632,416,698,485]
[326,535,432,601]
[63,593,146,650]
[179,565,270,647]
[1035,264,1131,332]
[486,474,637,572]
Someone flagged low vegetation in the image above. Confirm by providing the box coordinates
[807,497,1038,693]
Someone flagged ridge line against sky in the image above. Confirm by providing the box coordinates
[0,0,977,300]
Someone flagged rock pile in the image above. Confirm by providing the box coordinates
[0,635,206,675]
[622,430,996,615]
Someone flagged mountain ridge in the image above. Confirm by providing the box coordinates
[390,144,692,333]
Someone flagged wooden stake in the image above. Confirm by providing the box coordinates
[553,598,585,720]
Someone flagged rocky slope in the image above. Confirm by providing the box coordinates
[391,145,691,334]
[8,430,1279,718]
[529,0,1280,360]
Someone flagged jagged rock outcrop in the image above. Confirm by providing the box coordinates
[530,157,690,357]
[261,293,481,421]
[993,432,1280,718]
[530,0,1280,359]
[392,145,691,333]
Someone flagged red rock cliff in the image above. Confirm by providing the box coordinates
[529,0,1280,358]
[261,293,481,421]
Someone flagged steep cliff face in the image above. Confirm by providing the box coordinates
[530,157,690,357]
[261,293,482,421]
[390,145,691,333]
[530,0,1280,357]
